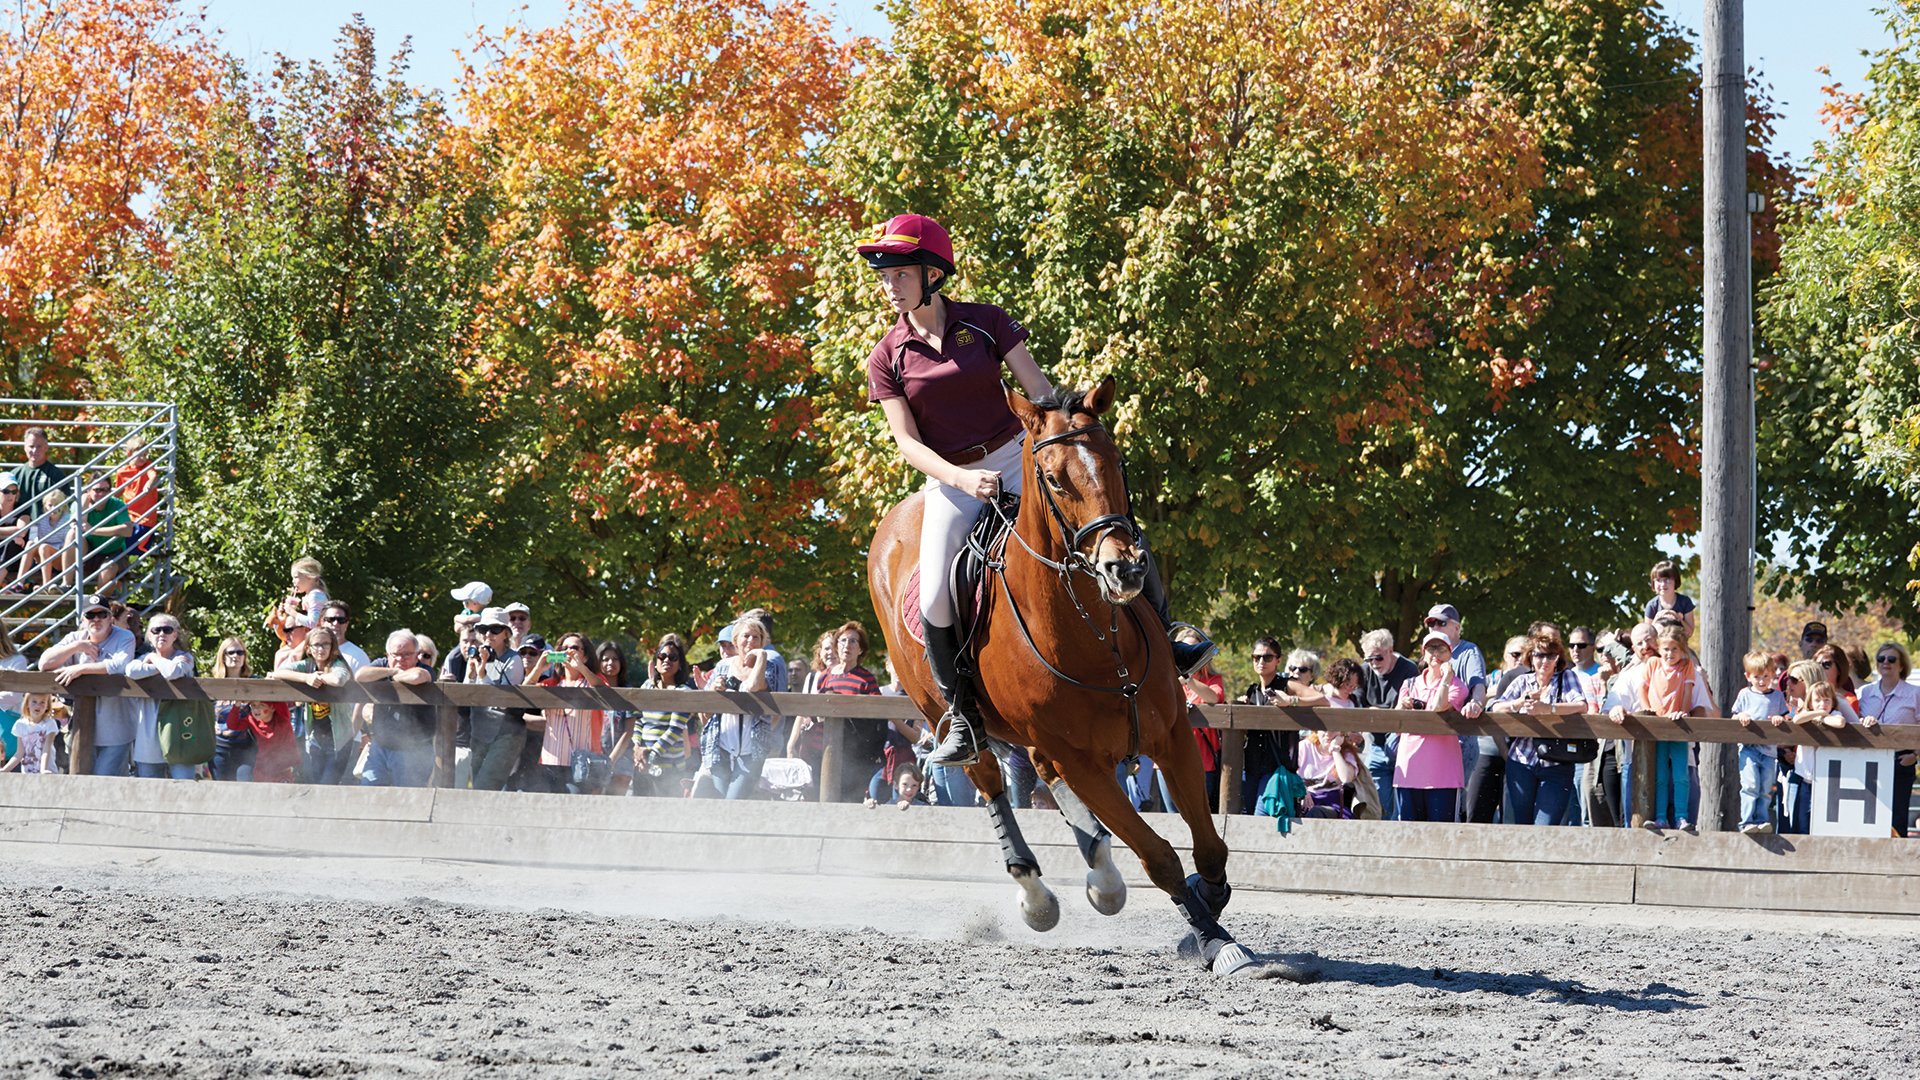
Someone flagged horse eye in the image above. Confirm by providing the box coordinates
[1044,472,1064,490]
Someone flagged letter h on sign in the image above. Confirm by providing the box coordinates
[1826,759,1878,826]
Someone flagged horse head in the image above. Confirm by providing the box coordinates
[1007,375,1148,607]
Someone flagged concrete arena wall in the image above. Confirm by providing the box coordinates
[0,775,1916,917]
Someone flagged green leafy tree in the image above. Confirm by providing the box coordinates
[814,0,1793,650]
[1759,1,1920,623]
[97,23,491,644]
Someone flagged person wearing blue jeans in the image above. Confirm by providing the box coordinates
[41,595,139,775]
[1355,629,1420,822]
[128,615,197,780]
[1489,632,1591,825]
[353,628,439,788]
[696,616,783,800]
[1729,652,1790,834]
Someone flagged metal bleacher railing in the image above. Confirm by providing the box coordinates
[0,401,179,649]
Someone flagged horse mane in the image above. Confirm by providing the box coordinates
[1033,387,1093,419]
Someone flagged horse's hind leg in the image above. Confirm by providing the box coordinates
[1032,752,1125,916]
[970,743,1059,932]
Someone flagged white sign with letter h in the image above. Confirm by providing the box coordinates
[1810,749,1898,838]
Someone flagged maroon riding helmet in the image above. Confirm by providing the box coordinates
[857,213,956,308]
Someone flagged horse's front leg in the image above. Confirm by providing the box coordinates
[967,743,1059,932]
[1156,705,1231,917]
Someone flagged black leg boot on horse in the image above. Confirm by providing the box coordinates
[922,616,984,767]
[1140,543,1215,677]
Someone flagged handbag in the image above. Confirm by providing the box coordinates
[157,698,217,766]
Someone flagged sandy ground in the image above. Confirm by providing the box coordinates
[0,842,1915,1079]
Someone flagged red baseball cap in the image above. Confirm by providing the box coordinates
[857,214,956,275]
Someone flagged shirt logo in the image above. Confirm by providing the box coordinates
[954,328,974,347]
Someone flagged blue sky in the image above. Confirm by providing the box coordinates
[202,1,1896,167]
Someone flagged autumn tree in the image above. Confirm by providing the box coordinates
[814,0,1791,649]
[0,0,216,394]
[459,0,861,644]
[99,23,492,641]
[1759,1,1920,624]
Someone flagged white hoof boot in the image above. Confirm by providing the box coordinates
[1210,942,1261,976]
[1085,835,1127,916]
[1014,871,1061,932]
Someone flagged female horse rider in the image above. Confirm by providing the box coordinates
[859,213,1215,768]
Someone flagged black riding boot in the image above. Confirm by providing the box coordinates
[1141,548,1216,677]
[922,617,983,768]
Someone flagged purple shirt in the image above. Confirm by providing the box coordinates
[866,301,1029,456]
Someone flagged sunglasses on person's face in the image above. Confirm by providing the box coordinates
[1531,651,1556,661]
[1287,665,1313,675]
[509,613,529,622]
[1570,640,1593,649]
[1803,634,1826,643]
[480,625,507,635]
[225,649,247,658]
[1877,655,1900,666]
[1363,654,1386,664]
[83,612,111,621]
[150,626,177,636]
[1251,653,1278,663]
[324,615,348,624]
[1780,674,1799,686]
[656,652,679,661]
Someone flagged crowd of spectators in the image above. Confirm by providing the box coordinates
[1,428,159,598]
[1183,561,1918,838]
[2,518,1915,839]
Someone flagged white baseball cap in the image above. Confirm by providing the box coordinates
[450,581,493,605]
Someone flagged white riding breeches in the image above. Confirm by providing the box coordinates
[919,436,1026,628]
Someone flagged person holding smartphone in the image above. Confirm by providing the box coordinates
[536,633,607,793]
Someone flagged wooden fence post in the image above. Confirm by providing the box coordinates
[67,694,97,775]
[1630,738,1655,828]
[1219,728,1246,815]
[818,718,843,803]
[432,704,459,788]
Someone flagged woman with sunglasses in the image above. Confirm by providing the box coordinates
[0,480,29,591]
[1858,642,1918,837]
[1813,644,1861,715]
[628,636,697,797]
[208,637,256,781]
[1488,632,1594,826]
[270,625,355,783]
[126,616,198,779]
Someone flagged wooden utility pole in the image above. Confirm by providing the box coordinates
[1698,0,1751,832]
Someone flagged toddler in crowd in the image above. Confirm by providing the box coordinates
[1797,681,1847,727]
[1730,651,1789,835]
[867,763,927,810]
[224,701,300,783]
[1644,560,1697,636]
[2,693,59,773]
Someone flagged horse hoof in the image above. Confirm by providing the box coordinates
[1085,836,1127,916]
[1209,943,1311,981]
[1020,888,1061,932]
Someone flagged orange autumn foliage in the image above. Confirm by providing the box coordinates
[0,0,216,393]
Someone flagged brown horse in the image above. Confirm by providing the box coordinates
[869,376,1285,977]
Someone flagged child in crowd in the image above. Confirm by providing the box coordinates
[224,700,299,783]
[866,762,927,809]
[1297,729,1363,817]
[1392,632,1468,822]
[27,488,74,589]
[1730,651,1790,835]
[2,693,59,773]
[1796,681,1847,727]
[1643,625,1707,830]
[1645,560,1697,636]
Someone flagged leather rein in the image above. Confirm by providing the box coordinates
[977,422,1152,770]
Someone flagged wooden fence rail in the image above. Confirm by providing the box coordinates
[5,672,1914,827]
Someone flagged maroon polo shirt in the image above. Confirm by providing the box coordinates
[866,300,1029,457]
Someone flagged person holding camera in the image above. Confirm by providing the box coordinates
[695,616,778,799]
[625,636,697,797]
[1490,631,1593,826]
[461,607,528,791]
[535,633,609,794]
[1391,632,1469,822]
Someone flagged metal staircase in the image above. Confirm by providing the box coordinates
[0,400,180,650]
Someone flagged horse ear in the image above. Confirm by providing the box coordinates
[1007,387,1044,433]
[1087,375,1116,416]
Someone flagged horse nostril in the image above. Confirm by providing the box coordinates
[1106,561,1147,590]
